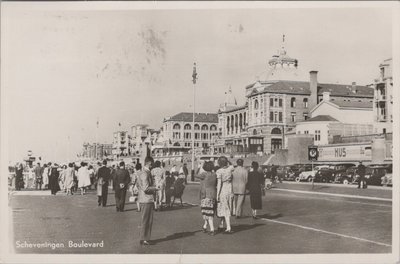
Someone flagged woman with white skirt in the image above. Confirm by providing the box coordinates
[77,162,91,195]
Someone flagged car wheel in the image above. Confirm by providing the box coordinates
[307,177,313,182]
[295,177,300,182]
[266,184,272,190]
[343,179,349,185]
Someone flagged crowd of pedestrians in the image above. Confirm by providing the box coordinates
[196,157,265,236]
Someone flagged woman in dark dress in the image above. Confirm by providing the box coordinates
[49,164,61,195]
[247,161,264,218]
[15,163,24,191]
[164,171,175,207]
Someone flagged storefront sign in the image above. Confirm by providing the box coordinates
[317,143,372,162]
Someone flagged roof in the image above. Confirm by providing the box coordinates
[166,112,218,123]
[246,80,374,98]
[330,100,373,109]
[220,104,247,114]
[304,115,339,122]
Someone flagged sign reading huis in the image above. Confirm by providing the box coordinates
[317,143,372,162]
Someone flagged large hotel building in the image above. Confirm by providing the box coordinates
[212,40,374,155]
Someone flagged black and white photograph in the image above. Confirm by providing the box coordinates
[1,1,399,263]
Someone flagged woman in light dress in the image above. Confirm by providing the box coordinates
[216,156,234,234]
[42,164,49,189]
[77,162,91,195]
[64,163,75,195]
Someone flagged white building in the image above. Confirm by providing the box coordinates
[373,58,393,133]
[112,131,129,157]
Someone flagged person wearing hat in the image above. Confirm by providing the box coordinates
[97,160,111,207]
[114,161,130,212]
[49,163,61,195]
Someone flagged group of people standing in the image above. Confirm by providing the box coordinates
[196,156,265,235]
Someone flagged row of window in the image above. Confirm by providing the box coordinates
[302,130,321,141]
[173,123,218,131]
[183,142,209,148]
[173,132,218,140]
[253,97,309,109]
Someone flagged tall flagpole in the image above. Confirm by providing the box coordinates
[191,62,197,182]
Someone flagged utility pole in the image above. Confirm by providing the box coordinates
[191,62,197,182]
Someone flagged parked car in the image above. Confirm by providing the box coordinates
[339,166,359,185]
[333,163,357,184]
[297,165,326,182]
[314,167,336,183]
[365,166,388,186]
[381,173,392,187]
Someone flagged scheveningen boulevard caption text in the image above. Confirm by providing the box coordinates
[15,240,104,250]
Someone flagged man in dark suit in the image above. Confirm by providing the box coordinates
[114,161,131,212]
[97,160,111,207]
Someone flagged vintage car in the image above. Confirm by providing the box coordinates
[297,165,328,182]
[332,163,357,184]
[314,167,336,183]
[365,165,390,186]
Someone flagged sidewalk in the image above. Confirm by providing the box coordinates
[274,182,392,200]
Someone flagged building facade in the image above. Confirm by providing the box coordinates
[373,58,393,134]
[225,39,374,155]
[162,112,218,153]
[112,131,129,157]
[82,143,113,160]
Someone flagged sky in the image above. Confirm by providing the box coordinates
[2,3,393,163]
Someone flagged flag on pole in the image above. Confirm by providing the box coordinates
[192,62,197,84]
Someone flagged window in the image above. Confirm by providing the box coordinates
[210,125,217,131]
[184,132,191,139]
[270,98,274,107]
[315,130,321,141]
[303,98,308,108]
[194,124,200,130]
[173,124,181,130]
[304,130,309,134]
[279,98,283,107]
[201,124,208,130]
[291,112,296,122]
[254,99,259,110]
[291,97,296,108]
[195,133,199,139]
[278,112,283,122]
[303,113,308,120]
[184,124,191,130]
[173,132,181,139]
[270,111,274,122]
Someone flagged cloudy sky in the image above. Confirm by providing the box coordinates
[2,3,393,162]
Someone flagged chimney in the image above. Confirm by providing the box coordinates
[309,71,318,109]
[322,92,330,102]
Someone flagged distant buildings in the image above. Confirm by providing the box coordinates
[373,58,393,133]
[82,143,112,160]
[112,131,129,157]
[161,112,218,154]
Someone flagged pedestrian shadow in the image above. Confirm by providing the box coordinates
[163,204,197,211]
[152,230,201,244]
[232,223,264,233]
[257,213,283,219]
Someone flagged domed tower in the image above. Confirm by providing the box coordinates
[262,35,303,81]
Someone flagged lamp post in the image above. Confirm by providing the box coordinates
[191,62,197,182]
